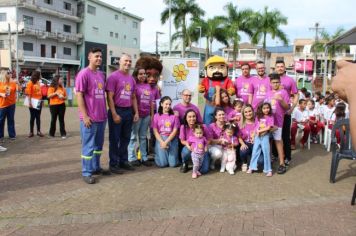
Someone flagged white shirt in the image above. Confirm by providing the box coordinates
[292,108,309,122]
[322,105,335,122]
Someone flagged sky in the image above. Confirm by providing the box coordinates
[102,0,356,52]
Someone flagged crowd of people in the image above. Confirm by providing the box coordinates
[0,48,351,185]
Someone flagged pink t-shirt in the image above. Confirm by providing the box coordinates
[226,110,242,123]
[187,136,207,155]
[208,122,224,139]
[255,115,274,132]
[251,75,270,110]
[105,70,136,107]
[279,74,298,97]
[223,106,234,119]
[265,89,289,128]
[173,103,203,123]
[152,113,180,136]
[75,67,107,122]
[234,76,253,104]
[239,123,256,143]
[150,85,161,112]
[221,133,238,149]
[135,83,153,117]
[179,124,212,141]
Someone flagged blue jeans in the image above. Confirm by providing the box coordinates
[155,136,178,167]
[181,146,210,174]
[0,104,16,138]
[108,107,133,167]
[239,142,253,164]
[80,121,106,177]
[249,134,272,173]
[203,103,215,125]
[128,115,150,162]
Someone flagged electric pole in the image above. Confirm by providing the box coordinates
[309,22,324,79]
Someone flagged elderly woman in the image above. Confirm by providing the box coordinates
[208,107,226,170]
[179,109,211,174]
[0,70,17,141]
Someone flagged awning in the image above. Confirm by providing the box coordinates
[327,26,356,45]
[228,61,256,69]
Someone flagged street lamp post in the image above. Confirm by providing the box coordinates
[156,31,164,57]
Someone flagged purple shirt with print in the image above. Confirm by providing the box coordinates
[136,83,152,117]
[264,89,289,128]
[279,74,298,97]
[255,115,274,132]
[208,123,224,139]
[105,70,136,107]
[152,113,180,136]
[179,124,212,141]
[75,67,107,122]
[251,75,270,110]
[173,103,202,123]
[234,76,253,104]
[187,136,207,155]
[221,134,238,149]
[239,123,256,143]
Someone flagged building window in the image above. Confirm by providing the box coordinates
[276,56,284,61]
[115,14,118,20]
[115,33,118,39]
[92,27,99,34]
[23,15,33,25]
[123,17,126,23]
[132,21,138,29]
[133,38,137,45]
[0,13,6,22]
[0,40,4,49]
[110,32,113,37]
[63,47,71,55]
[124,35,126,40]
[64,2,71,11]
[44,0,52,4]
[134,54,137,59]
[109,50,113,56]
[87,5,96,15]
[23,42,33,51]
[63,24,71,33]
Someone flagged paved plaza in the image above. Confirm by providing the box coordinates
[0,106,355,235]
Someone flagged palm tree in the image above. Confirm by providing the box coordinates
[251,6,288,62]
[221,3,255,72]
[171,21,201,57]
[312,27,347,76]
[161,0,205,58]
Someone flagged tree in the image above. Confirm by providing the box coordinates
[221,3,255,72]
[251,6,288,62]
[171,21,200,57]
[161,0,205,57]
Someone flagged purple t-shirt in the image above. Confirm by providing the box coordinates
[173,103,203,123]
[221,133,238,149]
[223,106,234,120]
[187,136,207,155]
[264,89,289,128]
[179,124,212,141]
[279,74,298,98]
[208,123,224,139]
[226,110,241,123]
[152,113,180,136]
[255,115,274,132]
[150,85,161,112]
[234,76,253,104]
[239,123,255,143]
[75,67,107,122]
[105,70,136,107]
[251,75,270,110]
[136,83,153,117]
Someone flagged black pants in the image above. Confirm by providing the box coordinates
[273,114,292,161]
[29,106,42,133]
[49,103,66,136]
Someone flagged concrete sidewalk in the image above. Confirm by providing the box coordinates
[0,106,355,235]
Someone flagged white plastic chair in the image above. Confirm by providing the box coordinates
[324,120,332,152]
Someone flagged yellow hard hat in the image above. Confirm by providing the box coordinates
[205,55,227,67]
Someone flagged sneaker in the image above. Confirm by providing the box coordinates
[196,171,202,176]
[192,172,197,179]
[266,171,273,177]
[277,165,287,174]
[83,176,95,184]
[92,168,111,176]
[28,132,34,138]
[141,160,152,167]
[284,159,290,167]
[241,164,248,172]
[109,166,124,175]
[61,136,67,140]
[10,137,16,141]
[37,132,44,137]
[0,145,7,152]
[180,162,189,173]
[120,162,135,171]
[129,160,141,167]
[220,168,225,173]
[246,169,252,174]
[228,170,235,175]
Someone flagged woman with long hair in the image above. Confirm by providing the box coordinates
[0,70,17,142]
[25,70,44,137]
[47,75,67,138]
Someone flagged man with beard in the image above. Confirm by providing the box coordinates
[235,63,254,105]
[251,61,270,111]
[199,56,235,125]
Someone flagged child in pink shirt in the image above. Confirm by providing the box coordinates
[220,123,238,175]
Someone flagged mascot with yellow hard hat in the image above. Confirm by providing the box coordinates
[199,55,235,124]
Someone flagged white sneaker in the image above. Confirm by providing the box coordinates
[0,145,7,152]
[61,136,67,139]
[241,164,248,172]
[220,168,225,173]
[228,170,235,175]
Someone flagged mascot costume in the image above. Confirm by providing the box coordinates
[199,56,235,124]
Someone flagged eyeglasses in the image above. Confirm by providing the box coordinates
[183,94,192,97]
[7,71,12,75]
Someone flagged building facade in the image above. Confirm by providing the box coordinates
[0,0,81,85]
[77,0,143,75]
